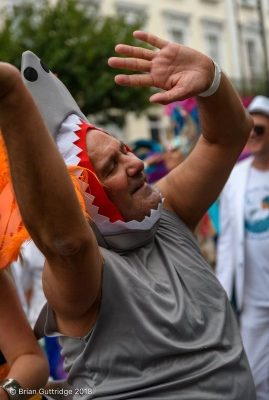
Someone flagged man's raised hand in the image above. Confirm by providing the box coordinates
[108,31,215,105]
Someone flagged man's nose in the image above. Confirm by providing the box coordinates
[126,154,144,176]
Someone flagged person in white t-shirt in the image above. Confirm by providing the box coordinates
[10,242,66,381]
[11,241,46,328]
[216,95,269,400]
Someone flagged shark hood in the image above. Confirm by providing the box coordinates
[20,51,163,252]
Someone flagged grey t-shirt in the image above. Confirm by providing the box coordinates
[38,209,255,399]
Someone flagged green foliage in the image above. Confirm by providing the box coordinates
[0,0,151,125]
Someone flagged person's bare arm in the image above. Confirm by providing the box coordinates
[0,271,49,399]
[108,31,253,230]
[0,63,103,336]
[157,74,252,230]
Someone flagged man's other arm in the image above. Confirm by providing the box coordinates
[158,73,252,230]
[0,63,103,337]
[108,31,253,231]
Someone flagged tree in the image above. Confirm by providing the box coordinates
[0,0,151,125]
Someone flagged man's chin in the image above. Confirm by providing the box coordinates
[119,188,162,222]
[123,203,160,222]
[137,196,162,222]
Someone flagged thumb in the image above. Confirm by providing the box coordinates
[150,87,187,105]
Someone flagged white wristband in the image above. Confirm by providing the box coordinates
[198,60,222,98]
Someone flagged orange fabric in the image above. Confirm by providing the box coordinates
[0,363,9,380]
[66,165,90,221]
[0,134,89,270]
[0,134,29,270]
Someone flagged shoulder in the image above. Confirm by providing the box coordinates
[158,208,200,249]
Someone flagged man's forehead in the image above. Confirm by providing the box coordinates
[251,113,269,122]
[86,129,120,160]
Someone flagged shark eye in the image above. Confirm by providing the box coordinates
[40,60,50,73]
[23,67,38,82]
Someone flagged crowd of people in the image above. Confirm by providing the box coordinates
[0,29,266,400]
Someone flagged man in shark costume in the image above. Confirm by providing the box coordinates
[0,31,255,399]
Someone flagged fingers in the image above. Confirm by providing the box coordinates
[150,88,186,105]
[114,44,155,61]
[133,31,169,49]
[114,74,154,88]
[108,57,151,73]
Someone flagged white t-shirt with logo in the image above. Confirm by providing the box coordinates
[244,166,269,306]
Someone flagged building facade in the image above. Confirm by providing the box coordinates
[1,0,269,141]
[99,0,269,140]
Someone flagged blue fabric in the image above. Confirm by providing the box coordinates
[44,336,66,380]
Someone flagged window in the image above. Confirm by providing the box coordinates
[205,33,220,63]
[246,39,259,77]
[115,2,147,25]
[202,20,223,65]
[163,11,191,45]
[169,29,184,44]
[240,0,257,8]
[148,115,162,143]
[241,23,263,79]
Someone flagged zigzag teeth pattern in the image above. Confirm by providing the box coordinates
[58,114,104,220]
[84,192,110,225]
[58,114,163,235]
[57,114,82,167]
[87,196,163,235]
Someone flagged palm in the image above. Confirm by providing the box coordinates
[108,31,213,104]
[149,44,197,94]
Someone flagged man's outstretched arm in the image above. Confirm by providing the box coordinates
[0,271,49,399]
[0,63,103,336]
[108,31,253,230]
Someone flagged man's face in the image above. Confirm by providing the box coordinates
[247,113,269,158]
[86,130,161,222]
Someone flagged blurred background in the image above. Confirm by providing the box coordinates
[0,0,267,265]
[0,0,268,142]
